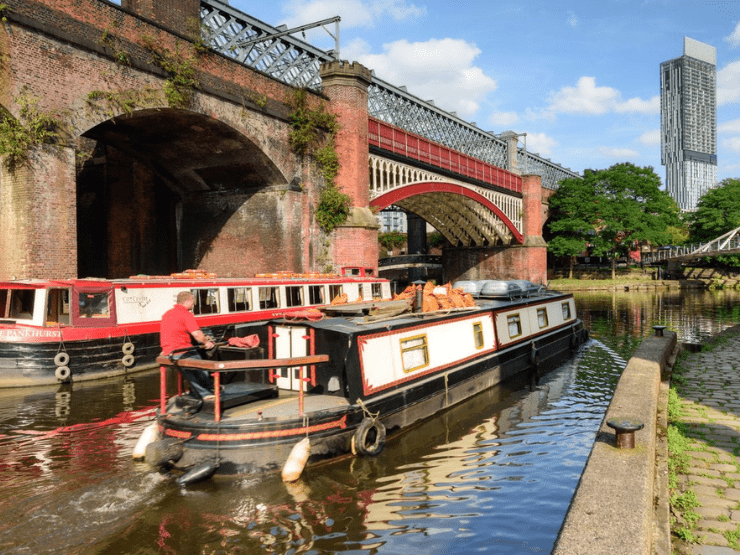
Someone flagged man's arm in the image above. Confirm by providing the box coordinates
[192,329,215,350]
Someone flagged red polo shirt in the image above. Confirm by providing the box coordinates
[160,304,200,355]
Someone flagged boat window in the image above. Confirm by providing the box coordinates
[473,322,484,349]
[537,308,549,329]
[371,283,382,298]
[308,285,324,305]
[507,314,522,338]
[400,334,429,372]
[191,289,219,315]
[7,289,35,320]
[258,286,280,309]
[46,288,70,325]
[329,285,343,303]
[227,287,251,312]
[286,286,303,307]
[562,302,572,320]
[78,291,110,318]
[357,285,365,300]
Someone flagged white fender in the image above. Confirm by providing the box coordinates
[281,437,311,482]
[133,422,159,460]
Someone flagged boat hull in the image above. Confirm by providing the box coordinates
[158,319,587,475]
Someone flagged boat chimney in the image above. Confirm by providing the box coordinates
[412,280,425,313]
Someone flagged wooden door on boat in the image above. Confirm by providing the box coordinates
[273,325,307,391]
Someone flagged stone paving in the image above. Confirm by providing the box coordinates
[671,327,740,554]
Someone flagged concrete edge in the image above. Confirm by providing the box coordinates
[552,331,677,555]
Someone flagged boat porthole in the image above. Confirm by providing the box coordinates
[352,418,386,456]
[54,352,70,367]
[122,354,136,367]
[122,342,135,355]
[55,366,71,381]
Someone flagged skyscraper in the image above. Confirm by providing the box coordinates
[660,37,717,211]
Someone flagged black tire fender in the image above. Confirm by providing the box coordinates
[352,418,386,457]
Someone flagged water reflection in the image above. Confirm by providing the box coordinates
[0,289,738,554]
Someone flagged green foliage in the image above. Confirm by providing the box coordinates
[0,4,9,22]
[141,37,199,108]
[86,88,163,118]
[287,89,339,156]
[0,89,63,170]
[549,163,681,278]
[686,179,740,268]
[98,28,130,66]
[286,89,346,232]
[316,185,350,233]
[379,231,407,250]
[687,178,740,241]
[428,231,446,248]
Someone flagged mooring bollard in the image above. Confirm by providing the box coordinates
[606,418,644,449]
[652,325,666,337]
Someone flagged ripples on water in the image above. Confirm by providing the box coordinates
[0,289,737,554]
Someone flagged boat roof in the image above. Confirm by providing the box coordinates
[275,290,570,335]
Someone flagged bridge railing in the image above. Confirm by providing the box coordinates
[642,227,740,264]
[200,0,581,190]
[369,118,522,194]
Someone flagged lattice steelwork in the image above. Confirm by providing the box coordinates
[200,0,581,190]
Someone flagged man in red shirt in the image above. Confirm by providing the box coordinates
[160,291,216,400]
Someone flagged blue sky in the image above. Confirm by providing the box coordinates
[223,0,740,185]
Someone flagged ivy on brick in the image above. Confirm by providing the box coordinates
[141,36,200,108]
[287,88,349,233]
[0,89,64,171]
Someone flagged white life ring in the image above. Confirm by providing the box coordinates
[352,418,386,456]
[54,352,70,367]
[55,366,71,381]
[122,342,135,355]
[122,354,135,367]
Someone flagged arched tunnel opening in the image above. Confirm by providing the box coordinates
[76,109,290,279]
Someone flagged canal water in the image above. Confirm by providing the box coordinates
[1,288,739,554]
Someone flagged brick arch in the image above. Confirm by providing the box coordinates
[371,182,524,245]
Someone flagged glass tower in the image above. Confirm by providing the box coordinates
[660,37,717,211]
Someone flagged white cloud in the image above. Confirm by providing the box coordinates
[719,118,740,134]
[718,61,740,105]
[344,37,497,119]
[722,136,740,154]
[281,0,426,29]
[526,132,557,157]
[548,77,619,115]
[567,11,579,28]
[490,112,519,127]
[546,77,658,117]
[600,146,639,159]
[615,96,660,114]
[725,22,740,48]
[637,129,660,145]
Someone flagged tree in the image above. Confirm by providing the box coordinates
[685,178,740,267]
[548,163,681,279]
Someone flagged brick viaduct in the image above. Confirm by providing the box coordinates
[0,0,548,283]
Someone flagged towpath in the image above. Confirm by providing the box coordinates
[671,325,740,554]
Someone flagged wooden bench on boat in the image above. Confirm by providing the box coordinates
[156,353,330,421]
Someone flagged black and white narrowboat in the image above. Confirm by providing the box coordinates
[0,269,391,388]
[147,282,588,482]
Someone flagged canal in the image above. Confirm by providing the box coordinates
[0,288,739,554]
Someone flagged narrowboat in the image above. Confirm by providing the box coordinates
[146,281,588,482]
[0,269,391,388]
